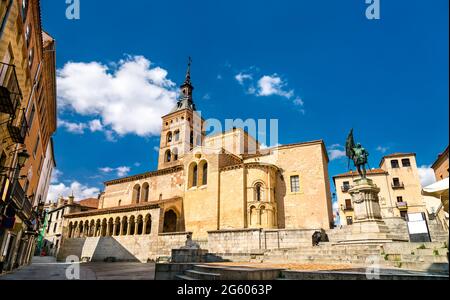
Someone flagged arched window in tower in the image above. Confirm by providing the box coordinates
[165,150,172,163]
[198,161,208,186]
[255,183,263,202]
[133,184,141,204]
[174,130,180,142]
[167,132,173,144]
[173,148,179,161]
[141,183,150,202]
[190,131,194,146]
[192,165,198,187]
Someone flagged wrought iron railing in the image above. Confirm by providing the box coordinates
[392,182,405,189]
[0,61,22,117]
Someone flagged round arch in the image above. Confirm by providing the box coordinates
[163,209,178,233]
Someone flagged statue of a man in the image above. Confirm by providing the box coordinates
[346,129,370,179]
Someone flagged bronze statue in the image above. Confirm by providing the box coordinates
[346,129,370,179]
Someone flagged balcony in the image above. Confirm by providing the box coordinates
[0,62,21,116]
[343,205,353,212]
[12,182,32,219]
[392,182,405,189]
[341,185,351,193]
[7,111,28,144]
[396,202,408,211]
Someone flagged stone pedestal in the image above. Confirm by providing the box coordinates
[338,178,401,244]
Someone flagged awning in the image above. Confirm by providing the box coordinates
[422,178,449,198]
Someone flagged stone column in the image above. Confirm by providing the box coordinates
[113,223,117,236]
[142,220,147,235]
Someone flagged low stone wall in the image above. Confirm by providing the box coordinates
[207,228,320,253]
[58,228,322,262]
[58,232,190,263]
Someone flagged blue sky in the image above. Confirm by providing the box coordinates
[40,0,449,202]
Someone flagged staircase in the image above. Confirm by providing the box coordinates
[428,220,449,243]
[175,265,283,280]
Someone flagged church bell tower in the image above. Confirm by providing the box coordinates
[157,58,205,170]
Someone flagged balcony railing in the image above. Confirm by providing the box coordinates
[343,205,353,211]
[341,185,351,193]
[396,202,408,211]
[0,62,22,117]
[392,182,405,189]
[7,111,28,144]
[12,181,32,219]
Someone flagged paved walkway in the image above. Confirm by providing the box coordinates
[0,257,155,280]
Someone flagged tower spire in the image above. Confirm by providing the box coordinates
[169,57,197,113]
[184,56,192,85]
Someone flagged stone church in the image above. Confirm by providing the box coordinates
[60,63,334,261]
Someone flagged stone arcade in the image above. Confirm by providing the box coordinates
[58,62,335,262]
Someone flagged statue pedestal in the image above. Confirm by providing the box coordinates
[338,179,401,244]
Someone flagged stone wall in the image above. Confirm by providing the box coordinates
[58,232,189,263]
[207,228,320,254]
[58,228,323,262]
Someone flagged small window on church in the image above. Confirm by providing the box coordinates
[174,130,180,141]
[290,176,300,193]
[165,150,172,162]
[167,132,173,143]
[255,183,263,201]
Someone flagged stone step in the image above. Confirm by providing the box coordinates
[184,269,221,280]
[281,270,449,280]
[380,261,449,274]
[268,249,381,256]
[384,254,448,264]
[192,264,283,280]
[176,274,196,280]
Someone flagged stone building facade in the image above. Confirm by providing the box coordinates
[0,0,57,273]
[60,64,334,262]
[334,153,426,226]
[41,196,98,257]
[432,146,449,181]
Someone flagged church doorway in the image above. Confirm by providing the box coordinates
[163,210,178,233]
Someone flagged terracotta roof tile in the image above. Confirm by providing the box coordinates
[333,168,388,179]
[77,198,99,209]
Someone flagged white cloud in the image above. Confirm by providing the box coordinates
[293,97,304,106]
[418,165,437,187]
[58,119,86,134]
[217,74,223,80]
[47,181,100,203]
[257,74,294,99]
[100,166,131,177]
[328,144,347,161]
[116,166,131,177]
[57,55,178,138]
[202,93,211,100]
[99,167,114,173]
[153,146,160,152]
[50,169,63,184]
[260,143,282,150]
[235,73,253,85]
[376,146,389,154]
[89,119,104,132]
